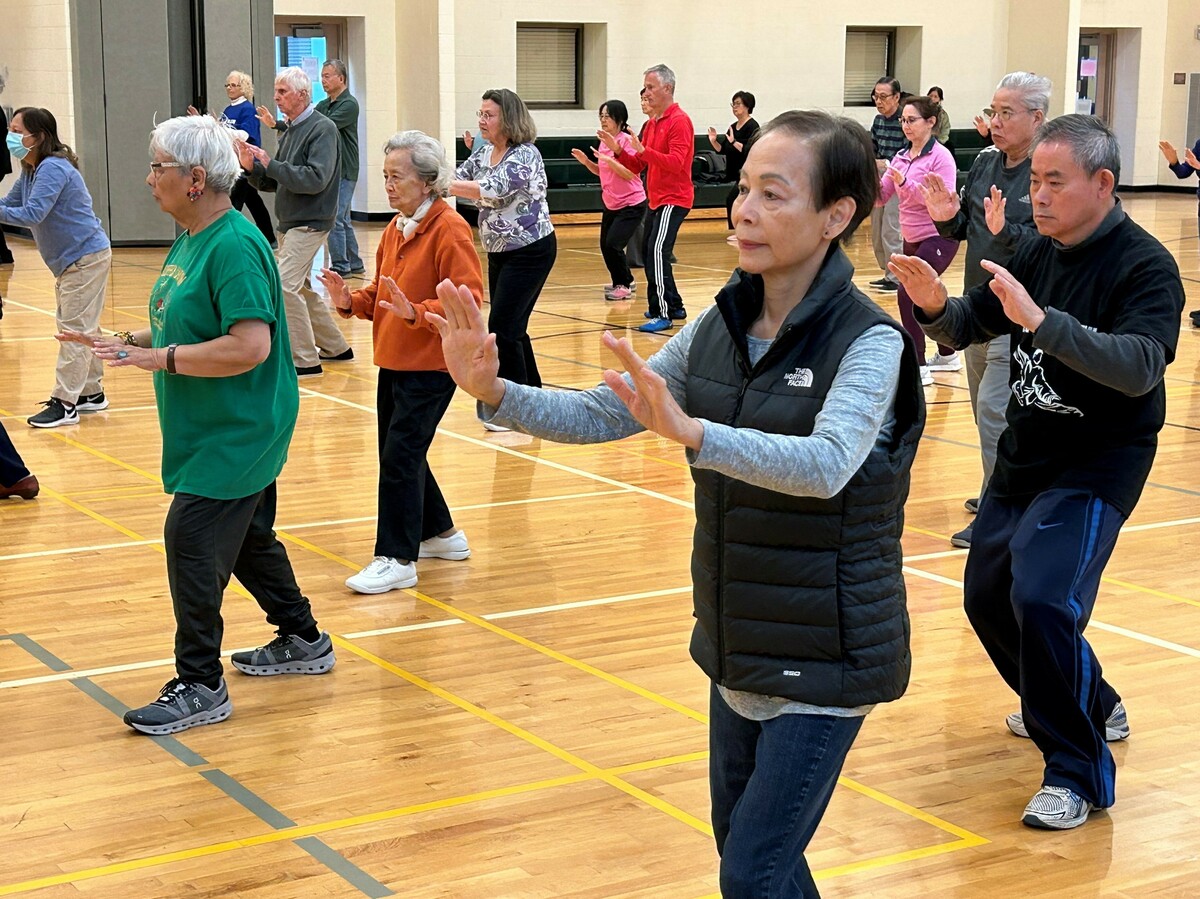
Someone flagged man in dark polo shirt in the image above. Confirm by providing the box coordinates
[890,115,1185,832]
[317,58,363,278]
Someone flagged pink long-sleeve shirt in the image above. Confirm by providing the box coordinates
[878,138,959,243]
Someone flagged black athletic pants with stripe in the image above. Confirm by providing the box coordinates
[964,487,1124,807]
[644,204,689,320]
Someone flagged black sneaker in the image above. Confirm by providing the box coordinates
[1190,310,1200,328]
[76,391,109,412]
[296,364,324,377]
[123,677,233,735]
[868,277,891,288]
[231,631,336,676]
[318,348,354,362]
[28,398,79,428]
[873,281,899,293]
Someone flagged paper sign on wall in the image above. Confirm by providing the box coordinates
[1080,58,1098,77]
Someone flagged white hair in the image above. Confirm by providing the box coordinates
[383,131,452,195]
[274,66,311,98]
[997,71,1052,114]
[149,114,241,193]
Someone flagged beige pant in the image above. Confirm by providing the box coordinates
[277,227,351,368]
[54,247,111,403]
[870,194,902,282]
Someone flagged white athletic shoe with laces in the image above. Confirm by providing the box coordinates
[1022,785,1093,829]
[345,556,416,594]
[419,530,471,560]
[1006,702,1129,742]
[926,351,963,372]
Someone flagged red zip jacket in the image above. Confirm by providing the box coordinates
[618,102,695,209]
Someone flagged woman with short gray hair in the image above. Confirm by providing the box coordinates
[317,131,484,594]
[451,87,556,396]
[58,112,334,735]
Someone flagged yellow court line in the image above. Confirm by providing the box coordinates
[1100,575,1200,610]
[903,524,952,541]
[0,748,721,896]
[332,635,713,835]
[275,529,707,725]
[46,431,163,483]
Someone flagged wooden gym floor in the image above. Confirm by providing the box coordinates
[1,194,1198,898]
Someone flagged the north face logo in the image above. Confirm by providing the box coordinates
[784,368,813,388]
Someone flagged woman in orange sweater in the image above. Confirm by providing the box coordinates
[317,131,484,594]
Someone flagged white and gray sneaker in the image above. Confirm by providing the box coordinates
[419,529,471,561]
[927,351,963,372]
[1006,702,1129,742]
[231,631,336,676]
[1022,785,1093,829]
[345,556,417,594]
[123,677,233,735]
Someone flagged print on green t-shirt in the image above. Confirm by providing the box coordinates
[147,211,299,499]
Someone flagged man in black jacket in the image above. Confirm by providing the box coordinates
[891,115,1185,831]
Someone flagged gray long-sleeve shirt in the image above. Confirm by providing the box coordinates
[247,108,341,232]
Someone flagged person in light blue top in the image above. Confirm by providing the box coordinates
[2,107,112,428]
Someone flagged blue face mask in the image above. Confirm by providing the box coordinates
[6,131,30,160]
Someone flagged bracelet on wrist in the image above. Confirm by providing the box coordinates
[166,344,179,375]
[115,330,137,347]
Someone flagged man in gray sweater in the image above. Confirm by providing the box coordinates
[918,71,1049,548]
[237,66,351,375]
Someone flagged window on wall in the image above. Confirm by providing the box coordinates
[516,23,583,108]
[844,29,894,106]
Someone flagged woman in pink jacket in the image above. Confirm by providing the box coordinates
[879,95,960,384]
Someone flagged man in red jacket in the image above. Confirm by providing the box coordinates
[600,64,694,332]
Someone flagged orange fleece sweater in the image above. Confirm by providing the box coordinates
[339,199,484,372]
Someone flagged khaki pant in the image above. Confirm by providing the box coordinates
[870,194,902,283]
[54,247,111,403]
[276,227,351,368]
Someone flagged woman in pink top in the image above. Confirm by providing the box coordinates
[571,100,647,300]
[879,95,960,382]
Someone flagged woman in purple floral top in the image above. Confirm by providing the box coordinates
[451,89,556,398]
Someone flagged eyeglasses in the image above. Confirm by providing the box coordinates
[731,101,744,108]
[984,107,1029,122]
[871,93,895,101]
[899,117,925,125]
[149,161,186,176]
[225,82,239,88]
[476,110,496,121]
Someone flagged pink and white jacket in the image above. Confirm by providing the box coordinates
[878,138,959,243]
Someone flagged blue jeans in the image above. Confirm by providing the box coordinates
[327,178,363,273]
[710,683,864,898]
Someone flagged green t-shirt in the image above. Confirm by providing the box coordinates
[148,210,299,499]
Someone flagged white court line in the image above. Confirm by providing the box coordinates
[905,549,968,563]
[0,586,691,689]
[300,387,695,510]
[0,489,634,562]
[901,564,1200,657]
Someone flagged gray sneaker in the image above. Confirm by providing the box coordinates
[1007,701,1129,741]
[231,631,336,676]
[951,524,973,548]
[124,677,232,735]
[1022,785,1093,829]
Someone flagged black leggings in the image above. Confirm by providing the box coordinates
[487,231,557,387]
[599,203,645,288]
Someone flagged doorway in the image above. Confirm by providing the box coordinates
[273,18,346,105]
[1077,31,1116,122]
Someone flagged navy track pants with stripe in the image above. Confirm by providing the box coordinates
[964,487,1124,807]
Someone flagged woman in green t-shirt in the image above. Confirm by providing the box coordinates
[59,115,335,735]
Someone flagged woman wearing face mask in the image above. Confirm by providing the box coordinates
[571,100,647,300]
[878,95,960,385]
[1,107,112,427]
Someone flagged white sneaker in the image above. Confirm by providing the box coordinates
[345,556,416,594]
[1007,702,1129,742]
[482,421,511,432]
[419,529,471,560]
[920,365,934,387]
[927,351,962,372]
[1022,785,1093,830]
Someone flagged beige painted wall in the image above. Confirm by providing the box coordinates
[0,0,74,197]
